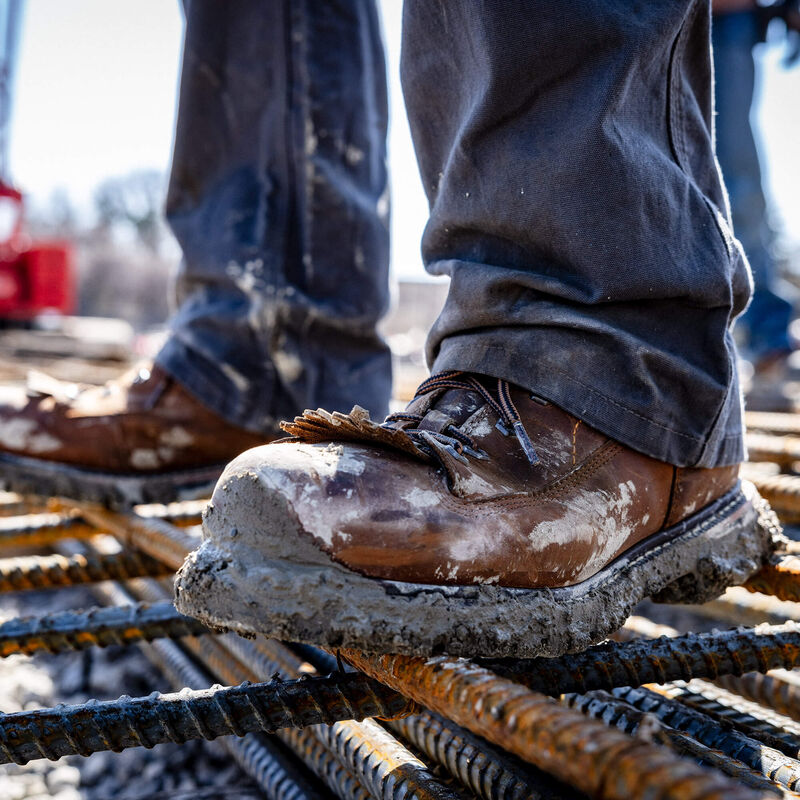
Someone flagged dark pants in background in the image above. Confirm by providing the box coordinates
[158,0,751,469]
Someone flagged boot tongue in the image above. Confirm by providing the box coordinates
[404,387,487,434]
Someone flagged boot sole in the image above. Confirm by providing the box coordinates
[0,452,224,508]
[175,480,779,659]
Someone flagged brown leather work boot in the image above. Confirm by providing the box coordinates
[0,364,271,507]
[175,370,777,658]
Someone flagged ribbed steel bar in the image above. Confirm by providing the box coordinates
[740,471,800,521]
[747,413,800,437]
[747,555,800,603]
[716,670,800,724]
[142,639,323,800]
[0,601,210,657]
[662,681,800,758]
[613,685,800,791]
[71,503,197,570]
[746,433,800,466]
[0,548,171,593]
[693,586,800,628]
[563,689,790,795]
[92,571,327,800]
[341,650,763,800]
[0,670,416,765]
[133,499,206,528]
[0,492,43,517]
[480,622,800,696]
[0,512,97,550]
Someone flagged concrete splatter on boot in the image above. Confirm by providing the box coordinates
[175,371,777,658]
[0,364,272,507]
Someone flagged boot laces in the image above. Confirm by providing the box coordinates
[383,370,539,465]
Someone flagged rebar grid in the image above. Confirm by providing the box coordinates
[746,433,800,466]
[0,670,416,765]
[91,570,335,800]
[0,512,97,550]
[562,689,790,795]
[606,685,800,792]
[741,471,800,521]
[0,549,171,593]
[481,622,800,696]
[0,600,211,656]
[693,586,800,628]
[340,650,763,800]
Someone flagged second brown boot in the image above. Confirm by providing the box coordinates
[0,364,272,507]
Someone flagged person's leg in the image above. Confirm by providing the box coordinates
[176,0,775,658]
[712,10,792,361]
[158,0,392,433]
[0,0,391,506]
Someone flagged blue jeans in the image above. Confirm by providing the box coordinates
[712,9,793,360]
[159,0,750,468]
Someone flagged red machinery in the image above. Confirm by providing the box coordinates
[0,0,74,323]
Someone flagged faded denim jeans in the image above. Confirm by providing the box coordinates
[158,0,751,469]
[712,8,793,361]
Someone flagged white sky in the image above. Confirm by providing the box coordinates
[7,0,800,279]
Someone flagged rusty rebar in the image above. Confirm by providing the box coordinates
[481,622,800,696]
[0,549,171,593]
[133,499,206,528]
[0,512,97,550]
[0,670,416,765]
[740,472,800,522]
[74,504,198,570]
[563,689,787,795]
[746,412,800,437]
[613,685,800,791]
[716,670,800,724]
[0,601,210,657]
[746,433,800,466]
[746,555,800,603]
[341,650,764,800]
[92,569,328,800]
[661,681,800,759]
[141,638,324,800]
[692,587,799,628]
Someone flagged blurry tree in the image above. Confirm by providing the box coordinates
[94,169,166,253]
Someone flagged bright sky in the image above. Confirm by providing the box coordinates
[7,0,800,279]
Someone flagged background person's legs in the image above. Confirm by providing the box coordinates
[402,0,750,468]
[158,0,392,434]
[712,9,793,362]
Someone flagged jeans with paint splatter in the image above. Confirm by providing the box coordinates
[159,0,750,469]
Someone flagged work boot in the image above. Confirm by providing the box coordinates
[175,370,777,658]
[0,364,271,507]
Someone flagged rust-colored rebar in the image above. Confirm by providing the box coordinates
[341,650,764,800]
[661,680,800,759]
[71,503,197,570]
[0,670,416,766]
[746,412,800,437]
[716,670,800,724]
[563,689,788,795]
[692,586,799,628]
[746,555,800,603]
[608,685,800,792]
[0,601,210,657]
[0,512,97,550]
[746,433,800,467]
[133,499,206,528]
[482,622,800,696]
[740,471,800,523]
[0,549,171,593]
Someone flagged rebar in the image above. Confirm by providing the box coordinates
[93,568,327,800]
[0,512,97,550]
[0,670,416,765]
[740,472,800,521]
[480,622,800,696]
[747,413,800,437]
[74,504,198,570]
[133,499,206,528]
[0,548,171,593]
[612,685,800,791]
[692,586,800,628]
[746,556,800,603]
[0,601,210,657]
[563,690,788,795]
[746,433,800,466]
[662,681,800,758]
[716,670,800,724]
[142,639,324,800]
[341,650,763,800]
